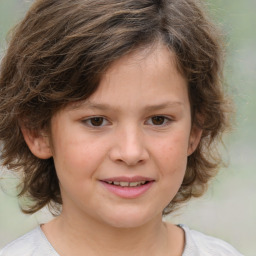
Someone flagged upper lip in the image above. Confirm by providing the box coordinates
[100,176,155,182]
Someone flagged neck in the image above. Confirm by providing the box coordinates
[42,210,180,256]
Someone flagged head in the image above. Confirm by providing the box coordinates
[0,0,229,215]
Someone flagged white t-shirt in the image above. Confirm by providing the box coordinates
[0,224,244,256]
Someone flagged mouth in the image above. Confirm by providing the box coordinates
[100,176,154,198]
[104,181,149,187]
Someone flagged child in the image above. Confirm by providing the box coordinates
[0,0,243,255]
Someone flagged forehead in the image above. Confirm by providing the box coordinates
[68,43,188,111]
[71,47,187,111]
[103,43,180,80]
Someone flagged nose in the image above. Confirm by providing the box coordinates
[109,125,149,166]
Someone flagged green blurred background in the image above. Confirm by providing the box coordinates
[0,0,255,255]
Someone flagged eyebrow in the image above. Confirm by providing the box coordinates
[69,101,112,111]
[143,102,184,112]
[69,100,184,112]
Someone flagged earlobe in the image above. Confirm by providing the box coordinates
[21,128,52,159]
[187,125,203,156]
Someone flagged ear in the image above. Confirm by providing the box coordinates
[21,128,52,159]
[187,124,203,156]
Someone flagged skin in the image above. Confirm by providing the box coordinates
[22,43,202,256]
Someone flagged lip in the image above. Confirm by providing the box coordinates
[101,176,154,183]
[100,176,155,199]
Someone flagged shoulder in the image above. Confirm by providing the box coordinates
[0,226,59,256]
[179,225,244,256]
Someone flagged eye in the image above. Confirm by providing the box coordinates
[82,117,109,127]
[146,116,172,126]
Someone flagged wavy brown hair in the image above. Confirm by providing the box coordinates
[0,0,230,215]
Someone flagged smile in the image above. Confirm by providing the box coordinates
[104,181,147,187]
[100,177,154,198]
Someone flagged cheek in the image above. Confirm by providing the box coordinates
[153,139,189,209]
[54,138,106,186]
[52,143,101,200]
[157,132,189,167]
[160,146,188,181]
[152,131,189,196]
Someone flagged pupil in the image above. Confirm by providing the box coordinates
[91,117,103,126]
[152,116,164,125]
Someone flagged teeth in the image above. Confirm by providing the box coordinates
[129,181,146,187]
[129,182,140,187]
[120,182,129,186]
[106,181,147,187]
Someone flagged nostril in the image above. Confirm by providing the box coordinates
[108,138,149,166]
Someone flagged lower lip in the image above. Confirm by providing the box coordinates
[100,181,154,199]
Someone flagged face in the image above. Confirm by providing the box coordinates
[26,44,201,228]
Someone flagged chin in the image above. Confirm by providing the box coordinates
[101,208,161,229]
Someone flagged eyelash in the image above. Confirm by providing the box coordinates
[82,115,172,128]
[145,116,173,127]
[82,116,110,127]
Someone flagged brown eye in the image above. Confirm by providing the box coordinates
[90,117,104,126]
[151,116,165,125]
[83,116,110,128]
